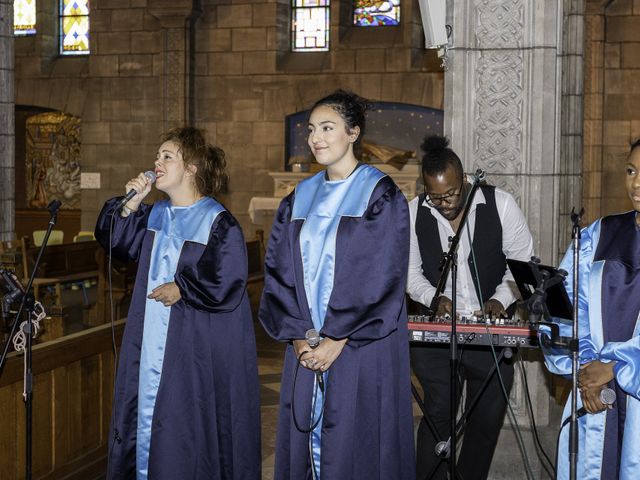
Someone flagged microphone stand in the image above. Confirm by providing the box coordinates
[0,199,61,480]
[524,208,583,480]
[427,169,485,480]
[568,208,583,480]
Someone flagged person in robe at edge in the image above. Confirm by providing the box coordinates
[95,127,261,480]
[259,90,415,480]
[406,135,535,480]
[541,140,640,480]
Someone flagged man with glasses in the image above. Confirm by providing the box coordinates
[407,135,534,480]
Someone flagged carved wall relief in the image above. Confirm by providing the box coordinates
[25,112,81,209]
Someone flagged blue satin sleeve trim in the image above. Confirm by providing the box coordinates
[601,330,640,399]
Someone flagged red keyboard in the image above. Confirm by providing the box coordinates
[408,315,539,349]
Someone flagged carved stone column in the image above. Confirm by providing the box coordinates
[444,0,584,477]
[0,0,15,241]
[148,0,201,129]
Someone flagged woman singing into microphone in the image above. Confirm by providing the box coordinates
[542,139,640,479]
[95,127,260,480]
[259,90,415,479]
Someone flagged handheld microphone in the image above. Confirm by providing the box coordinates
[562,387,616,427]
[305,329,324,392]
[117,170,157,209]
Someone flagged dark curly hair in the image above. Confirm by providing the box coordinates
[630,138,640,154]
[311,89,369,145]
[161,127,228,196]
[420,135,464,179]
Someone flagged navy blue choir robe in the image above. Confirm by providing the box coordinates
[95,196,261,480]
[542,211,640,480]
[259,165,416,480]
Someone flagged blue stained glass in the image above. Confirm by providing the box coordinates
[60,0,90,55]
[353,0,400,27]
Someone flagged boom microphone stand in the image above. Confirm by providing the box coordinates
[426,169,485,480]
[0,199,61,480]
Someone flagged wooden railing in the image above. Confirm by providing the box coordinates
[0,320,125,480]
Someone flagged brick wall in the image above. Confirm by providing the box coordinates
[583,0,640,223]
[12,0,444,237]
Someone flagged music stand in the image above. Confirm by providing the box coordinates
[507,259,573,321]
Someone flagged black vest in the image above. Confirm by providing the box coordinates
[415,185,506,311]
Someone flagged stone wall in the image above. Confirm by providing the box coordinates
[0,0,14,242]
[583,0,640,224]
[12,0,444,236]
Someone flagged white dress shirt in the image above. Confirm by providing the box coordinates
[406,186,535,315]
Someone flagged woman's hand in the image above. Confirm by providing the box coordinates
[147,282,181,307]
[580,385,609,414]
[302,338,348,372]
[124,172,154,210]
[293,339,314,368]
[579,360,616,389]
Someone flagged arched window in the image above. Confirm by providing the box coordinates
[59,0,90,55]
[13,0,37,36]
[291,0,330,52]
[353,0,400,26]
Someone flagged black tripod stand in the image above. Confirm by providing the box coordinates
[412,170,486,480]
[0,199,61,480]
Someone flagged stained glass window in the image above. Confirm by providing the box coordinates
[14,0,36,36]
[60,0,90,55]
[291,0,329,52]
[353,0,400,26]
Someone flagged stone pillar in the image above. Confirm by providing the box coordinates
[148,0,200,129]
[0,0,15,242]
[444,0,584,477]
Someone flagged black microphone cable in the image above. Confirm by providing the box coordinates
[291,350,325,434]
[466,226,536,480]
[291,349,325,480]
[519,358,556,477]
[107,205,124,459]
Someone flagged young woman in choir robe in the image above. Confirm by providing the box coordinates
[95,127,260,480]
[542,140,640,480]
[259,90,415,479]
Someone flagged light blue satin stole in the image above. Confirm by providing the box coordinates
[293,164,385,479]
[136,197,224,480]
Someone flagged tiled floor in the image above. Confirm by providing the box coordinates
[255,324,285,480]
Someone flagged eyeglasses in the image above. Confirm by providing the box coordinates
[424,182,464,207]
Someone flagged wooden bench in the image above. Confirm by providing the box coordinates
[20,237,100,306]
[246,237,264,284]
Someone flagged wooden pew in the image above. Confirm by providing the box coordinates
[20,237,100,306]
[0,320,124,480]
